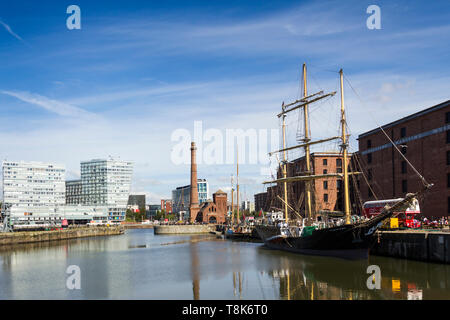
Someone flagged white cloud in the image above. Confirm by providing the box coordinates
[1,90,96,119]
[0,19,25,43]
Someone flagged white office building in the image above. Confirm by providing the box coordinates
[2,159,133,227]
[80,159,133,221]
[2,160,65,209]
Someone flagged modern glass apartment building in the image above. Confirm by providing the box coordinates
[172,179,209,213]
[2,161,66,210]
[80,159,133,221]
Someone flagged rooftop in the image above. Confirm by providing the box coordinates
[358,99,450,139]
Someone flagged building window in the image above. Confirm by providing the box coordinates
[324,193,328,203]
[367,153,372,164]
[447,151,450,166]
[368,169,372,181]
[400,127,406,138]
[336,158,342,167]
[446,112,450,124]
[337,180,342,190]
[323,181,328,190]
[402,180,407,193]
[337,167,342,173]
[447,131,450,144]
[401,161,407,174]
[367,139,372,149]
[323,159,328,166]
[323,169,328,174]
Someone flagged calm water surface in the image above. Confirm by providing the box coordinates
[0,229,449,300]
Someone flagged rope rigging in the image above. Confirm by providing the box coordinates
[342,72,431,188]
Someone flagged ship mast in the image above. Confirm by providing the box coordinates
[230,175,234,225]
[339,69,351,225]
[236,147,240,224]
[302,63,313,223]
[281,102,289,223]
[265,64,337,223]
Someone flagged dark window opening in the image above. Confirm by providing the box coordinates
[447,151,450,166]
[367,139,372,149]
[323,159,327,166]
[336,158,342,167]
[324,193,329,203]
[446,112,450,124]
[323,181,328,190]
[447,131,450,144]
[401,161,407,174]
[368,169,372,181]
[402,180,407,193]
[367,153,372,164]
[323,169,328,174]
[400,127,406,138]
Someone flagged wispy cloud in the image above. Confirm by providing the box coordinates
[1,90,96,118]
[0,19,29,46]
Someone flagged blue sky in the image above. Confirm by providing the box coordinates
[1,0,449,203]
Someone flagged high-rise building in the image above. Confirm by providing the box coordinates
[66,179,82,204]
[80,159,133,221]
[172,179,209,214]
[2,159,134,227]
[2,161,66,210]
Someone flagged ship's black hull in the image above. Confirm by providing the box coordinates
[255,216,387,260]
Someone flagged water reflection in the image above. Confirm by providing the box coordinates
[256,247,450,300]
[0,230,448,299]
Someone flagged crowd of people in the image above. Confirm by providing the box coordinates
[418,216,449,229]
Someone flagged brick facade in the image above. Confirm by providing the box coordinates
[265,152,356,217]
[195,190,227,223]
[357,100,450,218]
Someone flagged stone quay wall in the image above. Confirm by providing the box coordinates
[0,226,123,246]
[154,224,216,235]
[372,230,450,263]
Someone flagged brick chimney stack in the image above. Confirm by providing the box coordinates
[189,142,199,222]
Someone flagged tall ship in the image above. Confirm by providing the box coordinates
[255,64,432,259]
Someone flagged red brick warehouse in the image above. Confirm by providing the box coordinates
[357,100,450,218]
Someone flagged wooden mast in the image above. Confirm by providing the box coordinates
[339,69,351,225]
[231,175,234,225]
[303,63,313,222]
[281,102,289,223]
[236,147,240,224]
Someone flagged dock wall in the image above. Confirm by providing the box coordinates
[154,224,215,235]
[372,230,450,263]
[0,226,123,246]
